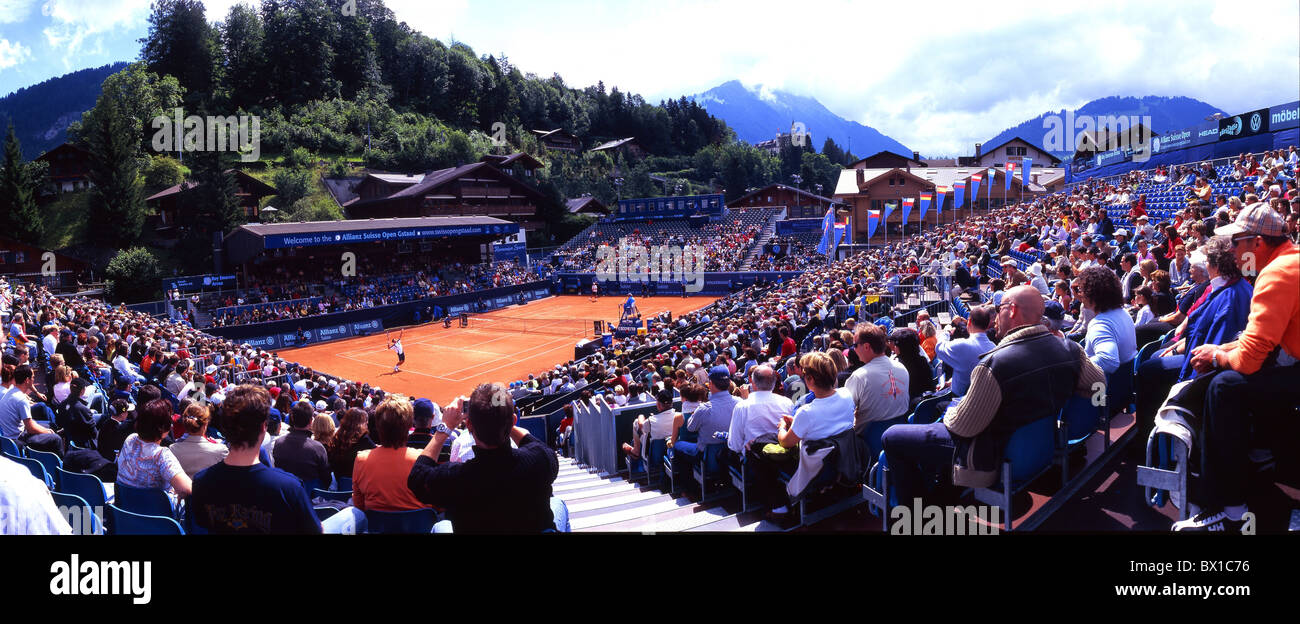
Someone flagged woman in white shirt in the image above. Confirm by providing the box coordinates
[169,403,229,478]
[52,365,73,404]
[756,352,854,521]
[1131,287,1155,328]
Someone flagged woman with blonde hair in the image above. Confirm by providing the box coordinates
[52,365,74,404]
[751,351,855,522]
[311,413,336,446]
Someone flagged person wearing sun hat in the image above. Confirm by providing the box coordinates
[1175,202,1300,531]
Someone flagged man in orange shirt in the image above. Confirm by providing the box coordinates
[353,396,429,512]
[1176,204,1300,531]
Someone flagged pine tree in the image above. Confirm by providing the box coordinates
[0,123,43,244]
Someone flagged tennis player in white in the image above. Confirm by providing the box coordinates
[386,329,405,372]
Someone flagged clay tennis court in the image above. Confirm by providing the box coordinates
[276,294,720,404]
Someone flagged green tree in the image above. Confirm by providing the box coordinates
[105,247,163,303]
[261,0,338,106]
[178,149,240,272]
[73,63,183,247]
[0,123,43,244]
[139,0,219,109]
[142,155,184,194]
[220,2,266,110]
[272,167,314,206]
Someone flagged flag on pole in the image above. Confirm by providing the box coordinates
[832,219,847,256]
[1005,162,1016,191]
[900,197,915,223]
[918,192,933,222]
[954,181,967,210]
[970,174,983,203]
[884,201,897,221]
[935,186,949,214]
[815,206,835,255]
[866,210,882,239]
[1022,156,1032,186]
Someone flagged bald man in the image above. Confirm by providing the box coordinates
[881,286,1104,505]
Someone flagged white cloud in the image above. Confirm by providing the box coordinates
[0,0,38,24]
[42,0,151,68]
[385,0,469,40]
[414,0,1296,154]
[0,38,32,69]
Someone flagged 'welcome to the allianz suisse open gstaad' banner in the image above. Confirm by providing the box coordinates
[263,223,519,249]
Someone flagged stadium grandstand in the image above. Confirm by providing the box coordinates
[3,143,1298,536]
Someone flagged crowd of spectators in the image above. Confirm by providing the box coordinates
[4,147,1298,534]
[208,259,542,327]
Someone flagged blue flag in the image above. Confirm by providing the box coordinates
[901,198,914,223]
[954,182,966,209]
[815,208,835,255]
[918,193,932,222]
[1022,156,1032,186]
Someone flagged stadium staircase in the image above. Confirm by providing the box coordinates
[739,208,785,270]
[552,454,785,532]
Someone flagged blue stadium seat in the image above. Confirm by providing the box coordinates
[315,507,339,521]
[106,504,185,535]
[25,448,62,489]
[1056,395,1107,486]
[51,491,104,535]
[5,453,53,489]
[364,508,436,534]
[57,468,109,509]
[114,484,174,518]
[692,443,728,500]
[0,436,20,458]
[311,488,353,503]
[624,437,668,487]
[971,415,1057,532]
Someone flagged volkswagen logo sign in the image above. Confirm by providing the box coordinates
[1249,112,1262,133]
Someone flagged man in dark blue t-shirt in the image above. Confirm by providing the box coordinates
[189,385,322,535]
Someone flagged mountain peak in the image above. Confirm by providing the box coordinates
[688,80,911,157]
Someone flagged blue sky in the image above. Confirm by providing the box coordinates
[1,0,1297,154]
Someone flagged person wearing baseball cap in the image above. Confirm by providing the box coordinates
[1176,203,1300,531]
[670,365,739,470]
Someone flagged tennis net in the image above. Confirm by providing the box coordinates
[464,314,600,337]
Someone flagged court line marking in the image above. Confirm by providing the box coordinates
[441,333,587,381]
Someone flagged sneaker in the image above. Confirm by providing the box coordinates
[1171,508,1247,532]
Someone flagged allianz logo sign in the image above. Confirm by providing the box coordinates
[318,326,348,338]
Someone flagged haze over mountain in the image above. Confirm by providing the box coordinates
[689,80,912,159]
[980,95,1229,159]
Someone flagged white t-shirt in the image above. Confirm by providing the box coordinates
[790,389,855,442]
[0,457,73,535]
[844,356,911,428]
[0,385,31,438]
[389,340,403,356]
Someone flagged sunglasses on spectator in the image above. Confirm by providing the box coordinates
[1231,235,1259,247]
